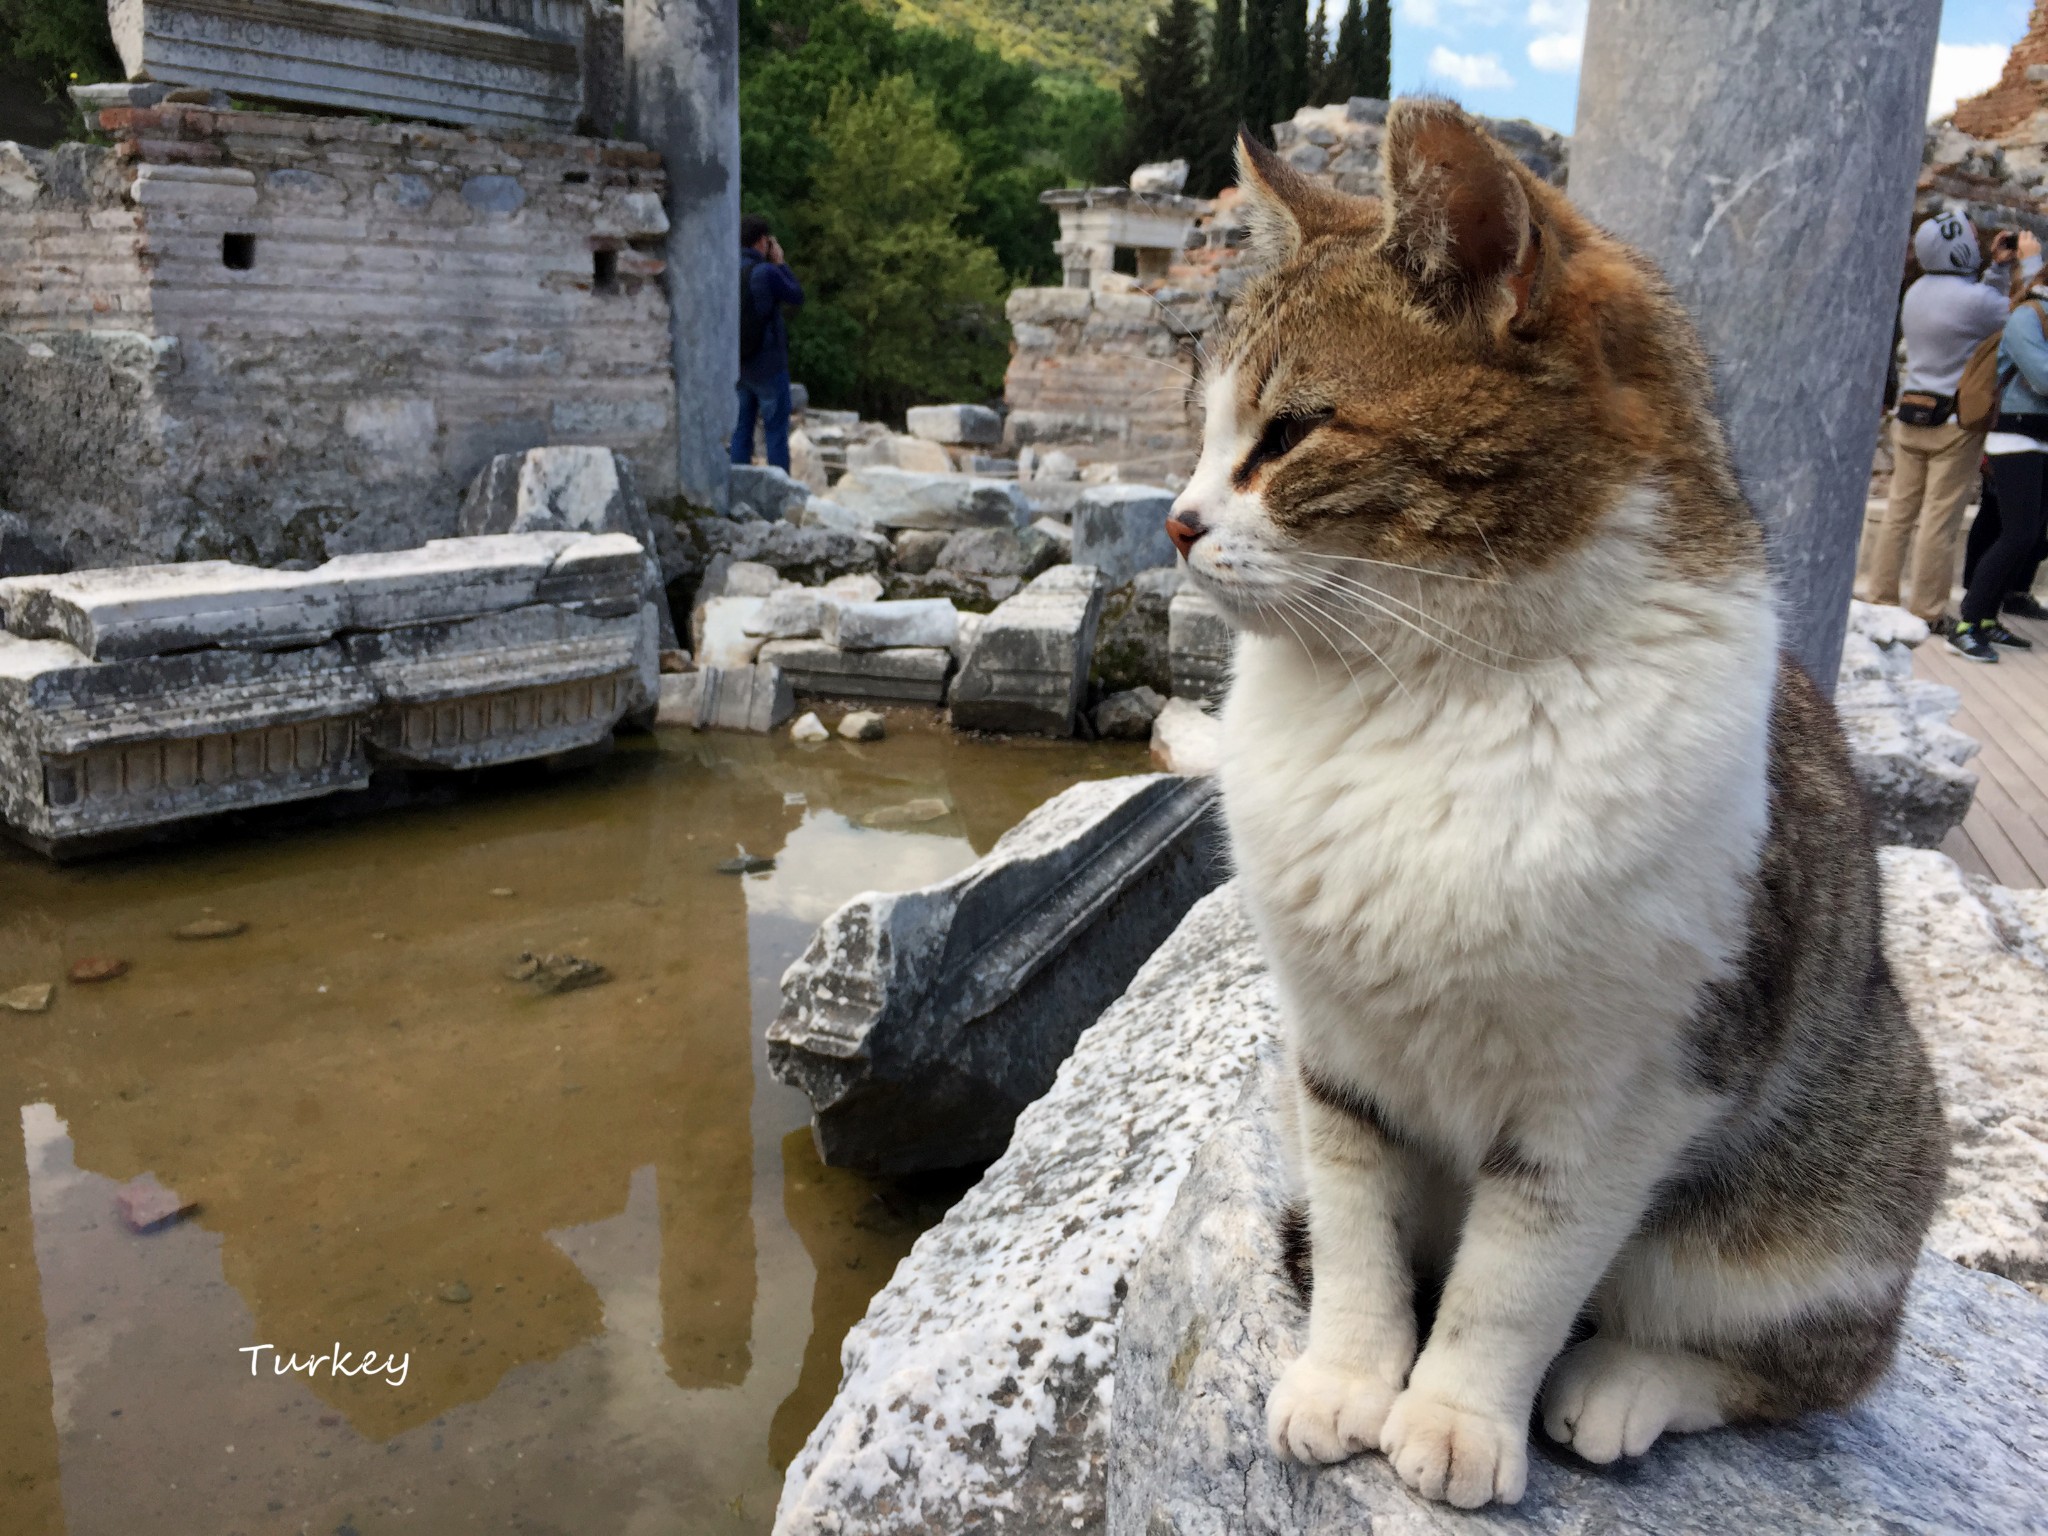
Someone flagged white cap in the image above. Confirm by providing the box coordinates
[1915,211,1982,275]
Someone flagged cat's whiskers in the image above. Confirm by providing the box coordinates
[1285,587,1414,702]
[1293,566,1542,666]
[1291,567,1537,675]
[1300,549,1497,584]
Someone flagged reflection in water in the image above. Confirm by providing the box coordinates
[0,720,1145,1534]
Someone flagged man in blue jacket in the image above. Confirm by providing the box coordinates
[731,214,804,473]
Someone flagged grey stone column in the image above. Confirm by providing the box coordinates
[1570,1,1941,688]
[624,0,740,513]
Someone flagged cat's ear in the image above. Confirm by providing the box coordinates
[1235,128,1378,268]
[1380,98,1549,327]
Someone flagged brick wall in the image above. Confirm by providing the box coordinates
[0,107,676,568]
[1954,1,2048,139]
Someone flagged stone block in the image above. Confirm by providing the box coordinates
[892,529,950,575]
[341,604,645,769]
[1072,484,1179,586]
[1093,566,1181,696]
[0,512,68,578]
[822,572,883,603]
[755,640,953,704]
[1128,159,1189,194]
[697,596,768,668]
[1094,686,1163,740]
[949,565,1107,735]
[729,463,812,523]
[0,563,346,660]
[743,587,829,640]
[845,435,954,475]
[831,468,1035,532]
[1169,583,1234,703]
[0,632,376,852]
[905,405,1002,447]
[695,519,889,587]
[1149,697,1220,775]
[766,773,1224,1174]
[936,527,1030,578]
[655,664,793,733]
[1005,287,1094,326]
[458,447,677,645]
[821,598,958,652]
[106,0,588,131]
[317,537,568,630]
[1110,1080,2048,1536]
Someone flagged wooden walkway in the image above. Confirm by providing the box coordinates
[1916,606,2048,888]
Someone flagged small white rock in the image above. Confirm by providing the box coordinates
[837,710,887,742]
[1150,697,1221,776]
[790,711,830,744]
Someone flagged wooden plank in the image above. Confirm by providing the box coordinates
[1955,796,2037,887]
[1958,735,2048,870]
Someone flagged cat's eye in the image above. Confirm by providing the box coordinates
[1237,408,1334,485]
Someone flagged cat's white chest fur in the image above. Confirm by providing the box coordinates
[1216,558,1779,1164]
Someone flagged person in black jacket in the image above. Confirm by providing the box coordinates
[730,214,805,474]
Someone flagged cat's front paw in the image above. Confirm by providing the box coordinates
[1379,1388,1528,1508]
[1266,1353,1400,1464]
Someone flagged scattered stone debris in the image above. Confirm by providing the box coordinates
[1,983,53,1013]
[489,888,515,898]
[715,851,775,875]
[115,1173,198,1234]
[505,952,611,993]
[437,1282,473,1305]
[67,957,129,983]
[790,712,830,744]
[174,918,247,940]
[837,710,886,742]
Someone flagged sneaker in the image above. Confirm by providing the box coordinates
[1982,619,2035,649]
[2003,592,2048,621]
[1947,622,2000,662]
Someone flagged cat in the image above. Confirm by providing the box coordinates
[1166,99,1946,1510]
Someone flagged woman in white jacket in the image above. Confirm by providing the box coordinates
[1858,214,2036,625]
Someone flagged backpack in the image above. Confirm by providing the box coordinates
[1957,298,2044,431]
[739,259,769,364]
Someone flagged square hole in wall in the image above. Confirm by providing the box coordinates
[1112,245,1138,277]
[221,233,256,270]
[593,248,619,295]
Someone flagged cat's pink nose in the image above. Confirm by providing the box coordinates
[1166,509,1207,558]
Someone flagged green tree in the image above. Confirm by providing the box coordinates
[1241,0,1280,144]
[1363,0,1392,100]
[1308,0,1332,103]
[1276,0,1311,123]
[1329,0,1366,101]
[1196,0,1245,193]
[0,0,121,142]
[1121,0,1213,174]
[793,76,1011,420]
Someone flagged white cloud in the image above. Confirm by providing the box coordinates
[1427,45,1514,91]
[1400,0,1512,30]
[1927,41,2009,124]
[1525,0,1585,72]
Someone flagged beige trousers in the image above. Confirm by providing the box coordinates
[1857,418,1984,623]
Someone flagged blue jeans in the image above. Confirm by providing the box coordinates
[731,372,792,473]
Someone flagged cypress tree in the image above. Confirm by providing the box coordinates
[1241,0,1279,144]
[1308,0,1332,103]
[1122,0,1214,172]
[1276,0,1311,123]
[1330,0,1368,101]
[1200,0,1246,193]
[1362,0,1391,101]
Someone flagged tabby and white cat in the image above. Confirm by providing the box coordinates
[1167,101,1944,1509]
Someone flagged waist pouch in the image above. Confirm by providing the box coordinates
[1996,410,2048,440]
[1896,390,1956,427]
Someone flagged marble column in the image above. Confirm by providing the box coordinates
[624,0,741,513]
[1570,0,1942,687]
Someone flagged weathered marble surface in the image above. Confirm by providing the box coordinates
[950,565,1107,736]
[773,884,1271,1535]
[1110,1070,2048,1536]
[755,639,954,703]
[0,535,655,850]
[829,468,1035,532]
[1071,484,1178,587]
[1835,601,1979,848]
[655,664,793,734]
[782,862,2048,1532]
[906,404,1002,447]
[1168,582,1233,704]
[767,773,1226,1174]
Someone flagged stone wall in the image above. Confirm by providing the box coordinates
[0,104,676,569]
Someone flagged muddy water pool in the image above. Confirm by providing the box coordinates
[0,720,1147,1535]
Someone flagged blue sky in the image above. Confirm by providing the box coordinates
[1379,0,2038,134]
